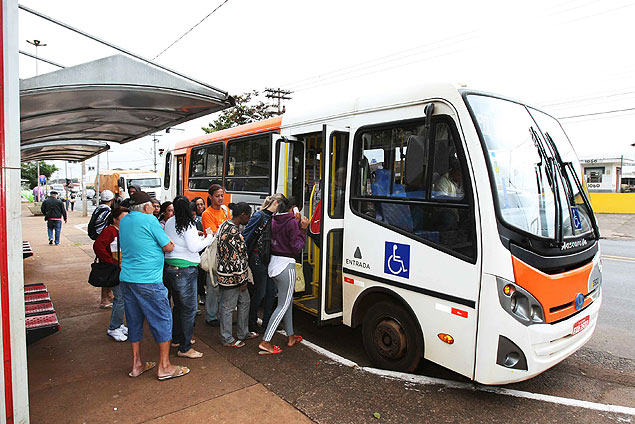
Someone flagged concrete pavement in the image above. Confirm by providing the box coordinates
[22,206,312,423]
[596,213,635,240]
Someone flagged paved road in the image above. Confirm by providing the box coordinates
[292,239,635,416]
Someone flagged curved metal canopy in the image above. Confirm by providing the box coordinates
[20,54,234,162]
[20,140,110,162]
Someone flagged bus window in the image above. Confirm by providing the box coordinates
[431,123,465,200]
[352,119,475,261]
[328,132,349,219]
[226,135,270,193]
[189,142,223,190]
[163,151,172,190]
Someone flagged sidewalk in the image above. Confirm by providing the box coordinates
[22,206,312,423]
[596,213,635,240]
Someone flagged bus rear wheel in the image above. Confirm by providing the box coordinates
[362,301,423,373]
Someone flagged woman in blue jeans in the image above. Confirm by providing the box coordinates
[93,207,130,341]
[242,194,282,334]
[164,196,214,359]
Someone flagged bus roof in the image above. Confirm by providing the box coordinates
[174,116,282,151]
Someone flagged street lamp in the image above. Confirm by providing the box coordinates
[26,39,47,76]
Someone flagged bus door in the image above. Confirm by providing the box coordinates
[176,155,185,196]
[273,135,304,203]
[317,125,349,322]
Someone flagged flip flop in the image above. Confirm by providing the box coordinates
[258,345,283,355]
[287,335,303,347]
[158,365,190,381]
[246,332,259,339]
[223,340,245,348]
[128,361,156,378]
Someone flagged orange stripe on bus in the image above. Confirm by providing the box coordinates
[511,256,593,324]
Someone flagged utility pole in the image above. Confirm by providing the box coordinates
[26,39,46,76]
[152,134,163,172]
[265,88,292,114]
[27,40,46,201]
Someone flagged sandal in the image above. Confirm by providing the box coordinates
[158,365,190,381]
[246,332,259,339]
[287,335,303,347]
[258,345,283,355]
[223,340,245,348]
[128,361,156,378]
[177,349,203,359]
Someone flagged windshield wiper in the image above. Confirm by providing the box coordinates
[530,127,562,245]
[544,132,600,240]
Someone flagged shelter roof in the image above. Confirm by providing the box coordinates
[20,54,233,162]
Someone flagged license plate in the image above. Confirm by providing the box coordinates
[572,316,589,336]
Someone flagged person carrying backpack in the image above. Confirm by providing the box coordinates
[89,190,116,308]
[242,194,282,334]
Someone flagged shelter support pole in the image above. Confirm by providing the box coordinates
[1,0,30,421]
[36,160,40,201]
[95,153,100,200]
[82,160,87,217]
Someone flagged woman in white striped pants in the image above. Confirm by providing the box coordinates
[258,196,308,355]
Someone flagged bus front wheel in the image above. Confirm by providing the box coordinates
[362,301,423,373]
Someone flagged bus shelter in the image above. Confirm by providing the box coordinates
[1,4,233,419]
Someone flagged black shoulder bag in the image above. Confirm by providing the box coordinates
[88,233,121,288]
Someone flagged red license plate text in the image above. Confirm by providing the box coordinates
[572,316,589,336]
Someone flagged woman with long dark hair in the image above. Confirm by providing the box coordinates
[258,195,308,355]
[242,194,283,334]
[93,206,130,341]
[164,195,214,358]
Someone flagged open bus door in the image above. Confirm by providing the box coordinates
[293,126,349,323]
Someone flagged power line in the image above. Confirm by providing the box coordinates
[278,0,632,94]
[153,0,230,60]
[18,4,229,96]
[558,106,635,120]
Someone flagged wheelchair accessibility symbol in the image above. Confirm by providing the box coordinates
[384,242,410,278]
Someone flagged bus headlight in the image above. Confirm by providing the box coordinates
[496,277,544,326]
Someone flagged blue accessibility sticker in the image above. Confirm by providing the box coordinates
[384,242,410,279]
[571,206,582,230]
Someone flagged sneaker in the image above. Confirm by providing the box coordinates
[107,328,127,342]
[49,240,53,245]
[119,324,128,336]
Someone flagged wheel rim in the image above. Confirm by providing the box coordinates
[373,318,407,360]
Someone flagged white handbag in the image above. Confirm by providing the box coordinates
[200,235,218,273]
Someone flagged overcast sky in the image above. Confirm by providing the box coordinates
[17,0,635,181]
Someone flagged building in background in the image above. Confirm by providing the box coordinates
[579,155,635,193]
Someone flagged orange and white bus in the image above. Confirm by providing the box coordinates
[163,82,602,384]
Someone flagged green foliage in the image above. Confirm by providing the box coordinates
[21,161,58,189]
[202,91,276,133]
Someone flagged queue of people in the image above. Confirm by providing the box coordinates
[89,185,306,380]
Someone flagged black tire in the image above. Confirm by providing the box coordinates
[362,300,423,373]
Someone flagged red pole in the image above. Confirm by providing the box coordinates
[0,1,15,421]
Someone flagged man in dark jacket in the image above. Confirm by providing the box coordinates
[41,191,67,245]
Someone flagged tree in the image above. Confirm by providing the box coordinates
[202,91,277,133]
[21,161,58,189]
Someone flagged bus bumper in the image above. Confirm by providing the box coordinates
[475,276,602,385]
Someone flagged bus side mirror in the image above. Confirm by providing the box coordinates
[118,177,125,189]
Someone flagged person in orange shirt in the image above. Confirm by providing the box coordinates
[202,184,231,326]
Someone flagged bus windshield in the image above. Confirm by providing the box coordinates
[129,178,161,188]
[466,94,594,241]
